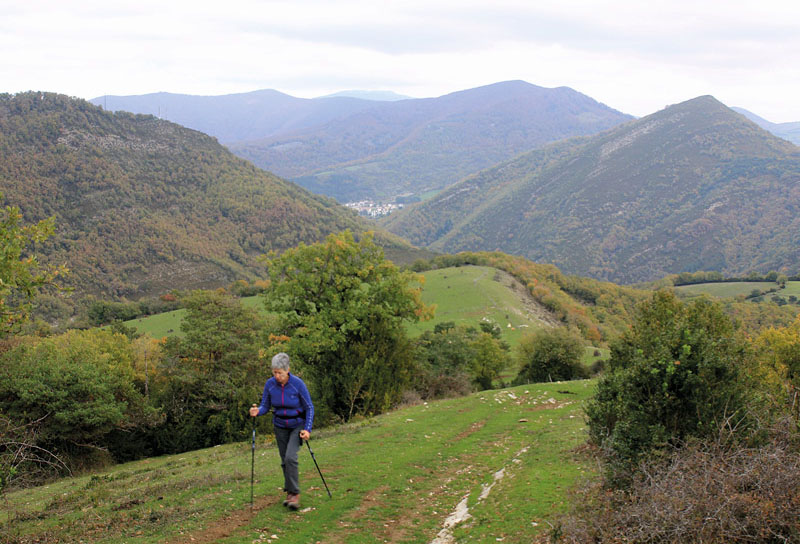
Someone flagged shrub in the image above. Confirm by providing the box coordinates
[513,327,587,385]
[585,291,756,486]
[552,419,800,543]
[0,330,159,473]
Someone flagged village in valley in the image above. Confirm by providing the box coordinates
[344,200,404,218]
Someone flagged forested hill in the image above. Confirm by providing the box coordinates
[0,92,392,300]
[223,81,633,202]
[382,96,800,284]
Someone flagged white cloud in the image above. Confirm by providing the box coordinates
[1,0,799,122]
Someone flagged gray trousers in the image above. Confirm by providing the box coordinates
[274,425,302,494]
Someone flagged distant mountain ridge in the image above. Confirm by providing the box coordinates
[0,92,394,301]
[92,89,381,144]
[382,96,800,283]
[318,90,412,101]
[94,81,633,203]
[732,107,800,145]
[231,80,634,202]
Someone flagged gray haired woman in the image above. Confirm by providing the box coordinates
[249,352,315,510]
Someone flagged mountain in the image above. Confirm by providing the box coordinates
[91,89,381,144]
[732,107,800,145]
[229,81,633,202]
[0,92,403,301]
[381,96,800,284]
[318,90,412,101]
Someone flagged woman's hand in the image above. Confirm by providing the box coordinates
[249,405,259,417]
[299,430,310,441]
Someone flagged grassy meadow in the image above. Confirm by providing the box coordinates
[674,281,777,298]
[2,380,595,544]
[124,266,552,349]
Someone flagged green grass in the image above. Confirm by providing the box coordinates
[2,380,595,543]
[675,281,777,298]
[123,296,262,339]
[780,281,800,297]
[123,266,551,350]
[407,266,550,348]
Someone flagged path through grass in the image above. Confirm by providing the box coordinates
[2,380,594,543]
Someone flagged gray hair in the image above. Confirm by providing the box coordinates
[271,352,291,371]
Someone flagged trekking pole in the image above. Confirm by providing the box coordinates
[305,439,332,498]
[250,404,257,509]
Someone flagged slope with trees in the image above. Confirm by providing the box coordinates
[0,92,408,307]
[384,96,800,283]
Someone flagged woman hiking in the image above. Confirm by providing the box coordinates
[249,352,314,510]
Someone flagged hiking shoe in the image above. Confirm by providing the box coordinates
[282,493,294,507]
[286,493,300,511]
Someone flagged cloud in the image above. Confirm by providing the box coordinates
[2,0,800,122]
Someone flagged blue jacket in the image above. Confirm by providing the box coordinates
[257,373,314,432]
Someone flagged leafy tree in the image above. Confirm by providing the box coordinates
[0,193,66,337]
[470,331,508,389]
[262,231,431,423]
[586,291,755,486]
[513,327,587,385]
[154,289,268,453]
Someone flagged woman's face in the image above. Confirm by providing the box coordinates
[272,367,290,385]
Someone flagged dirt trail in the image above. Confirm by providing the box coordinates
[166,494,280,544]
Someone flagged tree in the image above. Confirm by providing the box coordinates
[586,291,755,486]
[513,327,587,385]
[0,194,66,337]
[262,231,431,423]
[470,331,508,389]
[155,289,269,453]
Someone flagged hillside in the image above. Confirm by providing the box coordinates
[91,89,380,144]
[383,96,800,284]
[228,81,633,202]
[732,107,800,145]
[0,92,403,301]
[1,380,593,544]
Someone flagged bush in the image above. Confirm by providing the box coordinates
[513,327,587,385]
[0,330,159,473]
[412,324,508,398]
[552,419,800,543]
[585,291,756,486]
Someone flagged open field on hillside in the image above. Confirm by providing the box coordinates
[781,281,800,297]
[675,281,779,298]
[2,380,594,544]
[124,266,554,349]
[406,266,554,346]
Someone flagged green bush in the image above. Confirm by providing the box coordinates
[0,329,158,471]
[585,291,756,486]
[513,327,588,385]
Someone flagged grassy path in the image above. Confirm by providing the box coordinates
[3,380,594,543]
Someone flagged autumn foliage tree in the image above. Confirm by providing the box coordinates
[262,231,431,423]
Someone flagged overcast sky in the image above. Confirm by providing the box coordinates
[3,0,799,122]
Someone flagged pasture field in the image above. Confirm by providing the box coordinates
[406,265,552,347]
[125,266,552,350]
[780,281,800,297]
[2,380,595,544]
[675,281,777,299]
[124,296,263,339]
